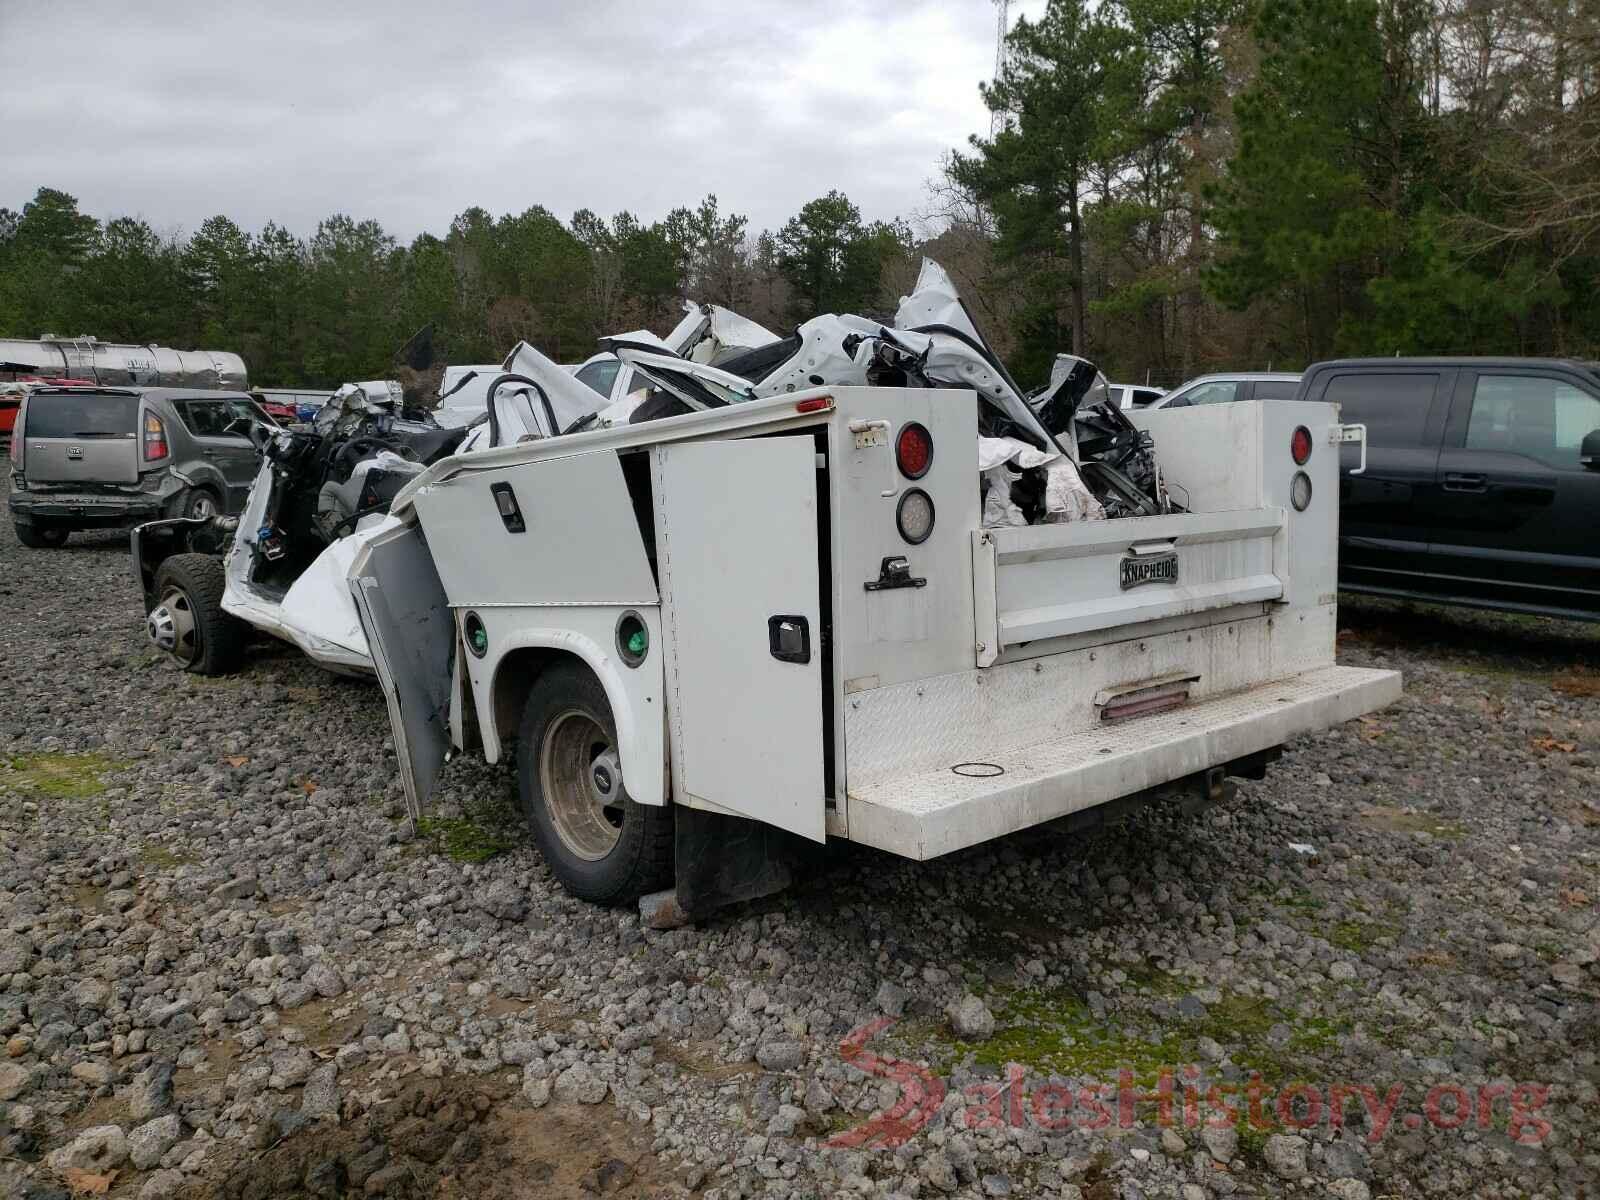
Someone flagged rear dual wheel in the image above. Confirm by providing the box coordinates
[517,664,672,905]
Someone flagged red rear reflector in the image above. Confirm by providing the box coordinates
[896,421,933,479]
[795,396,833,413]
[1291,425,1312,465]
[144,412,169,462]
[1100,678,1195,722]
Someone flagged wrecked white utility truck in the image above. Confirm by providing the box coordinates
[338,261,1400,918]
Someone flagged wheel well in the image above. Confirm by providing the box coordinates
[491,647,590,753]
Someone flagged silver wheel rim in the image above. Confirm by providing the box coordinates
[188,493,216,519]
[150,586,201,666]
[540,708,623,861]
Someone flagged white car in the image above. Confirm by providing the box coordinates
[1147,372,1302,410]
[1109,383,1166,410]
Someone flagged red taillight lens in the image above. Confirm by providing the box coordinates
[896,421,933,479]
[143,412,169,462]
[795,395,833,414]
[1291,425,1312,465]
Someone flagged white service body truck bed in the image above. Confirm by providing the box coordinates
[352,386,1399,911]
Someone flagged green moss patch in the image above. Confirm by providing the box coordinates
[2,751,129,800]
[1329,918,1400,952]
[1361,805,1466,841]
[902,985,1351,1089]
[415,816,512,863]
[140,844,195,869]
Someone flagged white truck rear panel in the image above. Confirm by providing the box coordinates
[827,394,1398,857]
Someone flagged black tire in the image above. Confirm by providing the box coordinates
[517,663,673,905]
[150,553,247,675]
[14,520,68,548]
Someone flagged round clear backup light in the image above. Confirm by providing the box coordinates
[896,488,935,544]
[1290,471,1313,511]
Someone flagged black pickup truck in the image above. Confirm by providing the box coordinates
[1297,357,1600,621]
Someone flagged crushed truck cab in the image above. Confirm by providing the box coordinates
[352,381,1399,917]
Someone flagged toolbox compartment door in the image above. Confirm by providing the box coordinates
[653,437,826,841]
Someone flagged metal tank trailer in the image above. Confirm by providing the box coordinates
[0,334,247,390]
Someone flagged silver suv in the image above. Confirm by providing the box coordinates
[8,387,267,548]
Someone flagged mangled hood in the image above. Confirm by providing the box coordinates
[640,259,1060,455]
[892,259,1059,454]
[665,302,780,364]
[501,340,614,433]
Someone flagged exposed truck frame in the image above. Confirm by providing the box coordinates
[351,382,1400,919]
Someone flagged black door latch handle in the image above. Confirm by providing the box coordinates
[768,615,811,664]
[864,555,927,592]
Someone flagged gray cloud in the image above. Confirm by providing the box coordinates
[0,0,1031,242]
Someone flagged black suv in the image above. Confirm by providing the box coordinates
[1296,358,1600,620]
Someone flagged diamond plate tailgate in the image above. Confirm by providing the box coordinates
[845,664,1401,860]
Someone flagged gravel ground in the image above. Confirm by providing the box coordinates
[2,491,1597,1200]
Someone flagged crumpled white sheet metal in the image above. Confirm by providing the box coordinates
[668,303,779,364]
[277,521,393,658]
[327,380,402,411]
[895,260,1064,458]
[750,313,882,397]
[699,307,778,361]
[501,340,612,434]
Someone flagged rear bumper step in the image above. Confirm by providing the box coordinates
[845,664,1401,860]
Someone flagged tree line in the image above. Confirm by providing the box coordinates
[2,0,1596,392]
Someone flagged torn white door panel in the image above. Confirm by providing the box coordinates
[349,520,456,820]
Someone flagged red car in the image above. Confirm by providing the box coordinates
[255,400,296,423]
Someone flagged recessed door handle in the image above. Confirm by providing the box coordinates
[768,615,810,664]
[1443,472,1486,493]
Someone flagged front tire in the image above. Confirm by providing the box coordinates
[14,521,68,548]
[148,553,247,675]
[517,664,673,905]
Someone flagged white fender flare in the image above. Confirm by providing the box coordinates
[469,606,667,807]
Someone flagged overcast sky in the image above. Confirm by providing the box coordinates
[0,0,1044,244]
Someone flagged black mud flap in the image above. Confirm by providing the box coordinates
[673,805,796,918]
